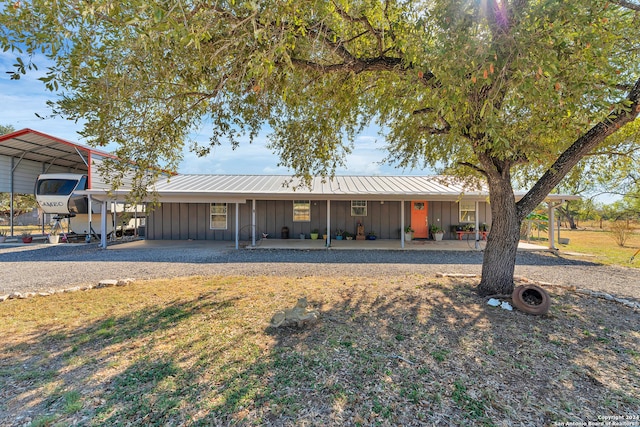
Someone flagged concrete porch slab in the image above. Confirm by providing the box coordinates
[107,238,548,252]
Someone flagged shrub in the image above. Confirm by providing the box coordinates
[609,221,632,247]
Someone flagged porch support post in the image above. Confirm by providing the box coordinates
[547,201,562,250]
[88,194,93,241]
[9,157,14,236]
[251,199,256,247]
[326,199,331,247]
[111,202,116,242]
[40,163,45,236]
[235,202,239,250]
[401,200,405,249]
[548,202,555,250]
[100,200,108,249]
[474,201,481,250]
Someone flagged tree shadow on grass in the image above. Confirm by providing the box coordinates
[0,279,638,426]
[196,281,639,425]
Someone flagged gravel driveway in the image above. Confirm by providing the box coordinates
[0,242,638,300]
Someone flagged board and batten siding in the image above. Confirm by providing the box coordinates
[145,200,491,241]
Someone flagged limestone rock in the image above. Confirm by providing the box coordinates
[97,279,118,288]
[270,297,319,328]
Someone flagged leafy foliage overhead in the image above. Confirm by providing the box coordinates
[1,1,638,191]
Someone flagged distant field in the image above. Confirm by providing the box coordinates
[528,226,640,267]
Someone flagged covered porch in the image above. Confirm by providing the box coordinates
[105,236,549,252]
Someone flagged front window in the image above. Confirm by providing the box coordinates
[210,203,227,229]
[36,179,78,195]
[293,200,310,222]
[351,200,367,216]
[459,201,476,223]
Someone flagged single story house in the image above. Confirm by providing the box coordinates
[91,173,574,250]
[139,174,491,247]
[1,129,575,250]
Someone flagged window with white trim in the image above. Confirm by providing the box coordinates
[293,200,311,222]
[351,200,367,216]
[459,201,476,223]
[210,203,228,229]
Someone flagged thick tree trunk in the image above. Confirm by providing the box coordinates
[475,79,639,297]
[477,173,521,296]
[557,205,577,229]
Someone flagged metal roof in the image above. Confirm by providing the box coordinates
[144,174,489,202]
[85,173,579,203]
[0,128,114,171]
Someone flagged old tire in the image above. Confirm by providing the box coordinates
[511,284,551,315]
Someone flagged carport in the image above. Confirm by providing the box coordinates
[0,128,116,236]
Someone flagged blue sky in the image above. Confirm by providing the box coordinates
[0,50,427,177]
[0,51,623,204]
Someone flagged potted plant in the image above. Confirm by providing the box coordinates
[21,231,33,244]
[310,229,319,240]
[404,226,414,242]
[322,229,328,240]
[335,229,344,240]
[367,231,377,240]
[344,231,353,240]
[0,230,6,244]
[49,229,60,244]
[430,225,444,241]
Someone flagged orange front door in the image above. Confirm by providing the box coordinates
[411,201,429,238]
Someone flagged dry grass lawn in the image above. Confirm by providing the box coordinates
[557,228,640,267]
[1,274,638,426]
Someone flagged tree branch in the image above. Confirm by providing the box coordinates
[289,55,403,74]
[459,162,488,177]
[303,6,439,86]
[330,0,385,55]
[587,148,640,157]
[382,0,397,43]
[610,0,640,11]
[419,125,450,135]
[517,77,640,219]
[412,107,452,135]
[305,23,362,64]
[412,107,435,115]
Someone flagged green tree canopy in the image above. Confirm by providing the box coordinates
[0,124,15,135]
[2,0,638,295]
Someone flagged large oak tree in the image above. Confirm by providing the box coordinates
[2,0,639,295]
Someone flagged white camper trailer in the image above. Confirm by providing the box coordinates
[35,173,89,215]
[35,173,143,238]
